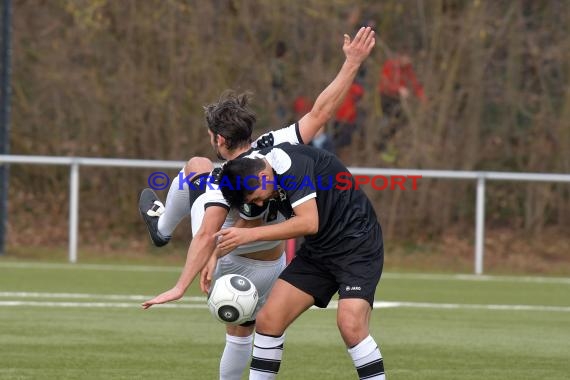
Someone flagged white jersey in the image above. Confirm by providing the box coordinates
[250,122,304,150]
[191,194,285,255]
[198,123,303,256]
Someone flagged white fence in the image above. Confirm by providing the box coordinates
[1,154,570,274]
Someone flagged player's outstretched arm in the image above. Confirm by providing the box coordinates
[142,206,228,309]
[297,26,375,144]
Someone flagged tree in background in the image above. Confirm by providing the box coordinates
[6,0,569,266]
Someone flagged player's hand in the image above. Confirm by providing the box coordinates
[200,254,218,294]
[343,26,375,66]
[214,227,253,254]
[141,287,184,309]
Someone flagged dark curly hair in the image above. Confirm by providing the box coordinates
[204,91,256,151]
[219,158,266,208]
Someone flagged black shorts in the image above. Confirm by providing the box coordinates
[279,243,383,308]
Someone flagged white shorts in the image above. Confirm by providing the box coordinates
[190,192,208,236]
[212,252,286,317]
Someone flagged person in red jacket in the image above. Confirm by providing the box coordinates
[333,81,364,163]
[378,53,424,150]
[293,95,335,154]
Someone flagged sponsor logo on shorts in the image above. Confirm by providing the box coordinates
[345,286,362,291]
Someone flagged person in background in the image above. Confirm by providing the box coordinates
[294,95,334,154]
[270,41,289,125]
[377,52,425,153]
[332,81,364,163]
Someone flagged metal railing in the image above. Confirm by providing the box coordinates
[1,154,569,274]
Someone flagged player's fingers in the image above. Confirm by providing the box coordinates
[221,242,233,252]
[219,243,231,252]
[352,26,365,44]
[343,34,350,47]
[200,278,208,294]
[365,31,376,50]
[362,29,374,44]
[358,26,373,45]
[360,27,374,47]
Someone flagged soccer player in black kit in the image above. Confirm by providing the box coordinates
[215,143,385,380]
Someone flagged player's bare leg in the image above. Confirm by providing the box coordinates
[249,279,314,379]
[338,298,385,380]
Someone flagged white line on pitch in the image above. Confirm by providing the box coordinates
[0,301,208,309]
[0,291,206,302]
[1,261,569,284]
[372,301,570,312]
[383,273,570,284]
[0,261,180,273]
[1,299,569,312]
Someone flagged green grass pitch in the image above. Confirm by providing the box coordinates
[1,261,569,379]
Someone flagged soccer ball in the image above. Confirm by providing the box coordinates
[207,274,259,325]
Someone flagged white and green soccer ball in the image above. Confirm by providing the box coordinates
[207,274,258,325]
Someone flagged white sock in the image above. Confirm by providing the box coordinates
[157,169,191,237]
[249,332,285,380]
[348,335,385,379]
[220,333,254,380]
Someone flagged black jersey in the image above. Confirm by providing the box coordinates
[246,143,382,259]
[203,123,302,213]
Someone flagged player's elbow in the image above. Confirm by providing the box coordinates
[307,223,319,235]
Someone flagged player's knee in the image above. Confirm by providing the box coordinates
[254,307,284,336]
[253,307,272,331]
[184,157,213,177]
[226,323,255,337]
[337,312,368,346]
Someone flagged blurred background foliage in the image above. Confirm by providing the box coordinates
[5,0,569,272]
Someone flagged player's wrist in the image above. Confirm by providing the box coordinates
[249,228,262,243]
[173,283,187,296]
[343,59,362,69]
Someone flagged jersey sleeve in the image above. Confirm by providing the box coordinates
[272,149,317,208]
[202,168,230,210]
[251,122,303,149]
